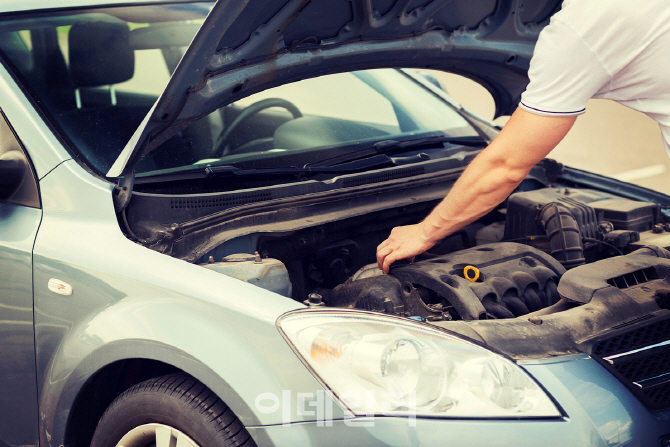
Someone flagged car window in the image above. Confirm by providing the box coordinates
[55,25,172,97]
[0,3,212,174]
[115,49,171,96]
[143,68,480,176]
[0,31,33,74]
[0,3,481,179]
[233,73,400,127]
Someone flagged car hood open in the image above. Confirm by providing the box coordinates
[107,0,561,180]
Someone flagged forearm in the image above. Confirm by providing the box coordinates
[419,147,527,243]
[419,108,577,243]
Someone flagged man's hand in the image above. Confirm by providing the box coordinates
[376,222,435,273]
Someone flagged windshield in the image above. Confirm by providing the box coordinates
[0,3,481,177]
[142,68,480,175]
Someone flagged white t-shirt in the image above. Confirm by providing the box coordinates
[520,0,670,152]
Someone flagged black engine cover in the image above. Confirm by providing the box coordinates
[329,243,565,320]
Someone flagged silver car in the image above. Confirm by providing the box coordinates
[1,0,669,446]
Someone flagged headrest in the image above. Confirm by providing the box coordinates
[69,21,134,87]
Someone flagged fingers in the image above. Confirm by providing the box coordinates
[377,224,423,273]
[377,243,399,274]
[378,247,418,273]
[382,252,397,274]
[377,239,390,251]
[376,243,392,270]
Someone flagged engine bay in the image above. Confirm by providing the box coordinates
[127,159,670,351]
[190,179,669,324]
[124,158,670,377]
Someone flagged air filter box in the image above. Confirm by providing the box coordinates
[504,188,601,241]
[590,198,659,232]
[504,188,660,240]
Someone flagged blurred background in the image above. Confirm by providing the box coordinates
[430,71,670,195]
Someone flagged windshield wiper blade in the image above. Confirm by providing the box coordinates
[134,136,487,185]
[306,135,487,168]
[205,154,392,178]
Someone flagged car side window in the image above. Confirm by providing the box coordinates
[0,110,40,208]
[0,20,196,175]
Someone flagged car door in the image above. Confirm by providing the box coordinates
[0,109,41,446]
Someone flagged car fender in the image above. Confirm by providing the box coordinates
[34,161,340,446]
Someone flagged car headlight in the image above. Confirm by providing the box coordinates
[278,310,561,418]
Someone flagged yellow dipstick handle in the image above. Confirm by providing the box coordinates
[464,265,480,282]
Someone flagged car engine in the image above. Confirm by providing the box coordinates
[184,182,668,323]
[326,243,563,321]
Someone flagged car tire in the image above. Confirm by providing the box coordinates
[90,373,256,447]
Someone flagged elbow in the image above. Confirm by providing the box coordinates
[480,148,533,187]
[488,157,529,186]
[504,166,529,185]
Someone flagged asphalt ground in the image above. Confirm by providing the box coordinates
[435,71,670,196]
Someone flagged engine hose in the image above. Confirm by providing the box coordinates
[539,202,585,269]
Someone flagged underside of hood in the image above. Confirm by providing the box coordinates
[108,0,561,181]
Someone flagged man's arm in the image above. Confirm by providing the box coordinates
[376,107,577,273]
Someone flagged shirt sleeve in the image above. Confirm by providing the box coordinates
[520,19,611,117]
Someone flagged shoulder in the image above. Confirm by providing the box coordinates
[554,0,652,34]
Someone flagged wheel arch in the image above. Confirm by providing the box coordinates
[64,358,180,447]
[49,339,261,447]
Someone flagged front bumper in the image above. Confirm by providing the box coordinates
[247,355,670,447]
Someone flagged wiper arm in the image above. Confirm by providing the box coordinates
[376,135,487,150]
[134,154,395,184]
[134,136,486,185]
[306,135,487,168]
[205,136,485,178]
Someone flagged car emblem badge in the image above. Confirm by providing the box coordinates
[48,279,73,296]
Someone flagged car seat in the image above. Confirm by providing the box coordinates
[57,21,148,173]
